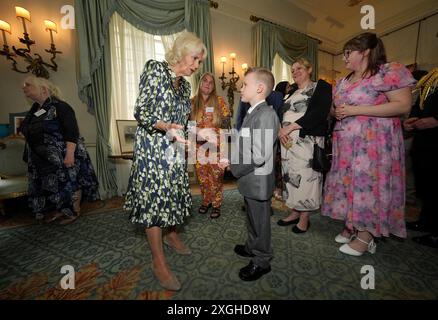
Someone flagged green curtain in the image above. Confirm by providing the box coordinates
[115,0,185,35]
[76,0,118,199]
[75,0,214,198]
[252,22,276,72]
[185,0,215,85]
[252,21,319,81]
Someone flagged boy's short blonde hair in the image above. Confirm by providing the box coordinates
[165,31,207,66]
[245,67,274,98]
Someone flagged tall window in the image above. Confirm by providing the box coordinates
[109,12,195,154]
[271,54,294,86]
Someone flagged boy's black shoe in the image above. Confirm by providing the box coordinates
[239,261,271,281]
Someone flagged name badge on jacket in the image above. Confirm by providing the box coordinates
[34,109,47,117]
[205,107,214,113]
[240,127,250,138]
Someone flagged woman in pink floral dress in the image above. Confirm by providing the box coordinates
[322,33,416,256]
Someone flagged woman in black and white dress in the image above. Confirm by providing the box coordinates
[277,58,332,233]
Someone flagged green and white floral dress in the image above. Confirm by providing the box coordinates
[124,60,192,227]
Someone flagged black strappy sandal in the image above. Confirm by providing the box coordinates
[210,207,221,219]
[198,203,211,214]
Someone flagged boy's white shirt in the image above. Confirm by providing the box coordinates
[247,99,266,114]
[241,99,266,138]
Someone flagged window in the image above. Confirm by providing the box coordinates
[271,54,294,86]
[108,12,194,155]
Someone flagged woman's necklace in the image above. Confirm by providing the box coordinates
[172,77,181,90]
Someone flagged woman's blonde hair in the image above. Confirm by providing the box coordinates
[165,31,207,66]
[292,57,313,78]
[24,75,63,100]
[190,72,222,127]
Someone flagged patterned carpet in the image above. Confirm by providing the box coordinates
[0,188,437,300]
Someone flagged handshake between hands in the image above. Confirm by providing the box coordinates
[161,122,219,146]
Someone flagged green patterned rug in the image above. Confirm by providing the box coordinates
[0,189,437,300]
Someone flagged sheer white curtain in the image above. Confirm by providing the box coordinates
[109,13,196,154]
[272,54,294,86]
[108,13,197,194]
[109,12,158,154]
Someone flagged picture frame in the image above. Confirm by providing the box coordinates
[9,111,28,136]
[116,120,137,154]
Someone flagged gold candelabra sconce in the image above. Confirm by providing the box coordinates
[0,6,62,79]
[219,53,248,111]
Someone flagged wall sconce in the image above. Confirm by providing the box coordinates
[219,53,247,111]
[0,6,62,79]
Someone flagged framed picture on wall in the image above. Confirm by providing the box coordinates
[9,111,28,136]
[116,120,137,154]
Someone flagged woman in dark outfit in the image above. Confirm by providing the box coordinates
[20,76,99,225]
[404,68,438,248]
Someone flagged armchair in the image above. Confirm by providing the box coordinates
[0,135,28,215]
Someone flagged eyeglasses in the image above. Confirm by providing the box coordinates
[343,50,353,59]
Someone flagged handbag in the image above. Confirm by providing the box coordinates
[312,138,331,173]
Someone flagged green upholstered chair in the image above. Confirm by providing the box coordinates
[0,135,28,215]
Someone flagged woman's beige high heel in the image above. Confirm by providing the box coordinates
[151,263,181,291]
[163,237,192,255]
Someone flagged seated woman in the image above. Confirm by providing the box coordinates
[20,76,99,224]
[190,72,231,219]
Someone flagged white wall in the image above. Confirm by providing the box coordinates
[210,9,252,125]
[382,23,419,66]
[318,50,335,83]
[416,13,438,71]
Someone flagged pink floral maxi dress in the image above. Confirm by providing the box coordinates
[322,62,416,238]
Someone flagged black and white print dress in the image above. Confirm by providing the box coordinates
[124,60,192,227]
[281,82,324,211]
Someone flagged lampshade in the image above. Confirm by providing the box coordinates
[44,20,57,33]
[229,53,236,60]
[220,56,227,63]
[15,7,31,22]
[241,63,248,71]
[0,20,11,33]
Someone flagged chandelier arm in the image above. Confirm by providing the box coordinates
[10,57,30,73]
[7,47,33,73]
[43,44,62,71]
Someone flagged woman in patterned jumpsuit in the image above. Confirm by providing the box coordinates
[190,73,231,219]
